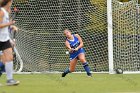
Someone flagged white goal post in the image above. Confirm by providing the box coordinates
[107,0,114,74]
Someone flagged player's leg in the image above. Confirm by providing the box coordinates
[0,61,5,77]
[0,51,5,77]
[2,41,20,85]
[78,53,92,76]
[69,58,78,72]
[0,62,3,77]
[2,48,13,79]
[62,58,78,77]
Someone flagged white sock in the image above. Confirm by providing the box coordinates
[5,61,13,80]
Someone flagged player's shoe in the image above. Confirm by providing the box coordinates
[87,73,92,77]
[6,79,20,86]
[0,72,2,77]
[62,72,67,77]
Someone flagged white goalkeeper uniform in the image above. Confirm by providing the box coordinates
[0,7,10,42]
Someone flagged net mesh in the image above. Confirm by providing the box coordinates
[112,0,140,71]
[12,0,108,72]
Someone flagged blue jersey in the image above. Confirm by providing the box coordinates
[66,34,85,60]
[67,34,80,49]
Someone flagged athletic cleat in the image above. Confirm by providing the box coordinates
[87,73,92,77]
[62,72,67,77]
[0,72,2,77]
[6,79,20,86]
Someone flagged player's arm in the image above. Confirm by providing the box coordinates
[75,34,83,51]
[65,40,73,53]
[10,25,18,32]
[0,10,15,28]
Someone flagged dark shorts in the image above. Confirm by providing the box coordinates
[0,40,12,51]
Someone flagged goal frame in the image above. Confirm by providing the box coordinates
[13,0,140,74]
[107,0,140,74]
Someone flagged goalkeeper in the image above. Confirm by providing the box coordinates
[62,29,92,77]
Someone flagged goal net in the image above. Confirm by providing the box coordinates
[109,0,140,73]
[12,0,108,73]
[13,0,140,74]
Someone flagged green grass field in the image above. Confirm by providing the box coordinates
[0,73,140,93]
